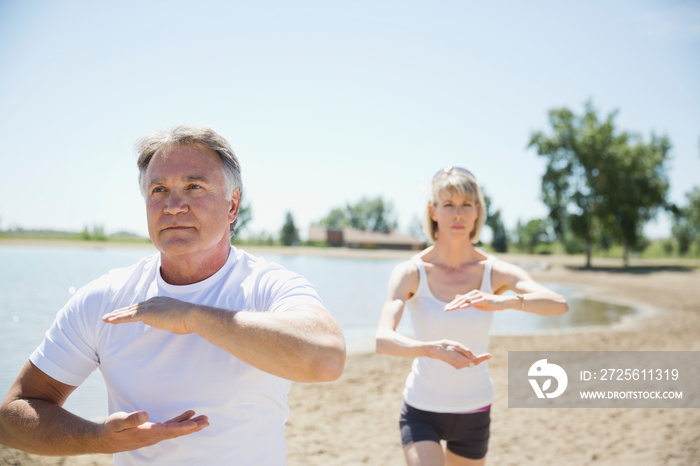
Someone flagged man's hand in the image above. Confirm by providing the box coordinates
[427,340,491,370]
[104,300,345,383]
[99,410,209,453]
[102,297,195,334]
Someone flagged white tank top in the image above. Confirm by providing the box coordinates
[402,254,496,412]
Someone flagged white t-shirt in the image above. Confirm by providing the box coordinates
[30,246,323,465]
[402,255,495,413]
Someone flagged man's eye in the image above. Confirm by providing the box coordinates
[152,187,165,194]
[189,184,201,189]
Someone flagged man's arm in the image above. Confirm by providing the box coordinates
[0,361,209,455]
[103,300,346,383]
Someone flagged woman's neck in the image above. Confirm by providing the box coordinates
[429,238,482,269]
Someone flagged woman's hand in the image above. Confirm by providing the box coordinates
[426,340,491,370]
[444,290,507,312]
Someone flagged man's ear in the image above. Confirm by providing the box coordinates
[228,189,241,223]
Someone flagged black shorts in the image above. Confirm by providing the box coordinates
[399,402,490,460]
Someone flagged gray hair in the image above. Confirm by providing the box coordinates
[136,125,242,236]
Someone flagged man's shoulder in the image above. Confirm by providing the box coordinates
[229,246,289,276]
[228,246,306,289]
[77,253,159,298]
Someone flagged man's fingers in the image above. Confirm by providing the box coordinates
[103,309,131,321]
[165,410,196,423]
[103,305,141,323]
[108,411,149,431]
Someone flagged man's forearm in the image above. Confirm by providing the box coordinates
[189,304,346,382]
[0,398,101,456]
[102,298,346,382]
[1,397,210,456]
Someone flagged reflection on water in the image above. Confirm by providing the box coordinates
[492,288,638,334]
[263,255,641,338]
[0,246,642,421]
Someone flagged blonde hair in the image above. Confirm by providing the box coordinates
[422,167,486,243]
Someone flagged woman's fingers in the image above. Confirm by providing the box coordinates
[444,291,480,311]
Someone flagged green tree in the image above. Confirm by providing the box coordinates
[515,218,553,254]
[596,133,671,265]
[318,207,347,229]
[529,101,619,267]
[529,100,670,267]
[79,225,107,241]
[672,187,700,256]
[280,211,300,246]
[316,196,398,232]
[482,191,508,252]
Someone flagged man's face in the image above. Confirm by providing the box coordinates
[144,144,239,258]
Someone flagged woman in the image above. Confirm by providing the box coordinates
[376,166,568,465]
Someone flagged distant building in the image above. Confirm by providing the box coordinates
[308,226,425,250]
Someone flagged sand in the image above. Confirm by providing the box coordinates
[2,248,699,465]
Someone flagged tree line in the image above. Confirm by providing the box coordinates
[242,101,700,263]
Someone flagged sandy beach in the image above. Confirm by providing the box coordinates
[1,245,699,465]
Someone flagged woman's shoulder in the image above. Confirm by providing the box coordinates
[392,256,420,278]
[388,255,424,296]
[413,245,436,264]
[489,255,527,276]
[488,255,536,293]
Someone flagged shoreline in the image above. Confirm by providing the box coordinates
[2,237,699,268]
[2,242,700,464]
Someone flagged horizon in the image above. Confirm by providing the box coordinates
[1,1,698,241]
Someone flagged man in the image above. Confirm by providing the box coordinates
[0,125,346,464]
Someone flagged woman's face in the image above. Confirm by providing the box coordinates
[430,192,480,240]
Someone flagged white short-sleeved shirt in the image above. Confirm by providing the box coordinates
[402,255,496,413]
[30,246,323,465]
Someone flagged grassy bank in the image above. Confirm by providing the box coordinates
[3,236,700,269]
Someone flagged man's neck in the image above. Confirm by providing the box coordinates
[159,242,232,286]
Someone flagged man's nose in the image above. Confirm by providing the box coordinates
[163,190,188,215]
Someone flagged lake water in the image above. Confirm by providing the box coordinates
[0,245,638,420]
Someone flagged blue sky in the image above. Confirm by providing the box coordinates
[1,0,698,241]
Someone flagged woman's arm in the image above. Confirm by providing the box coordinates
[445,260,568,316]
[375,261,490,369]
